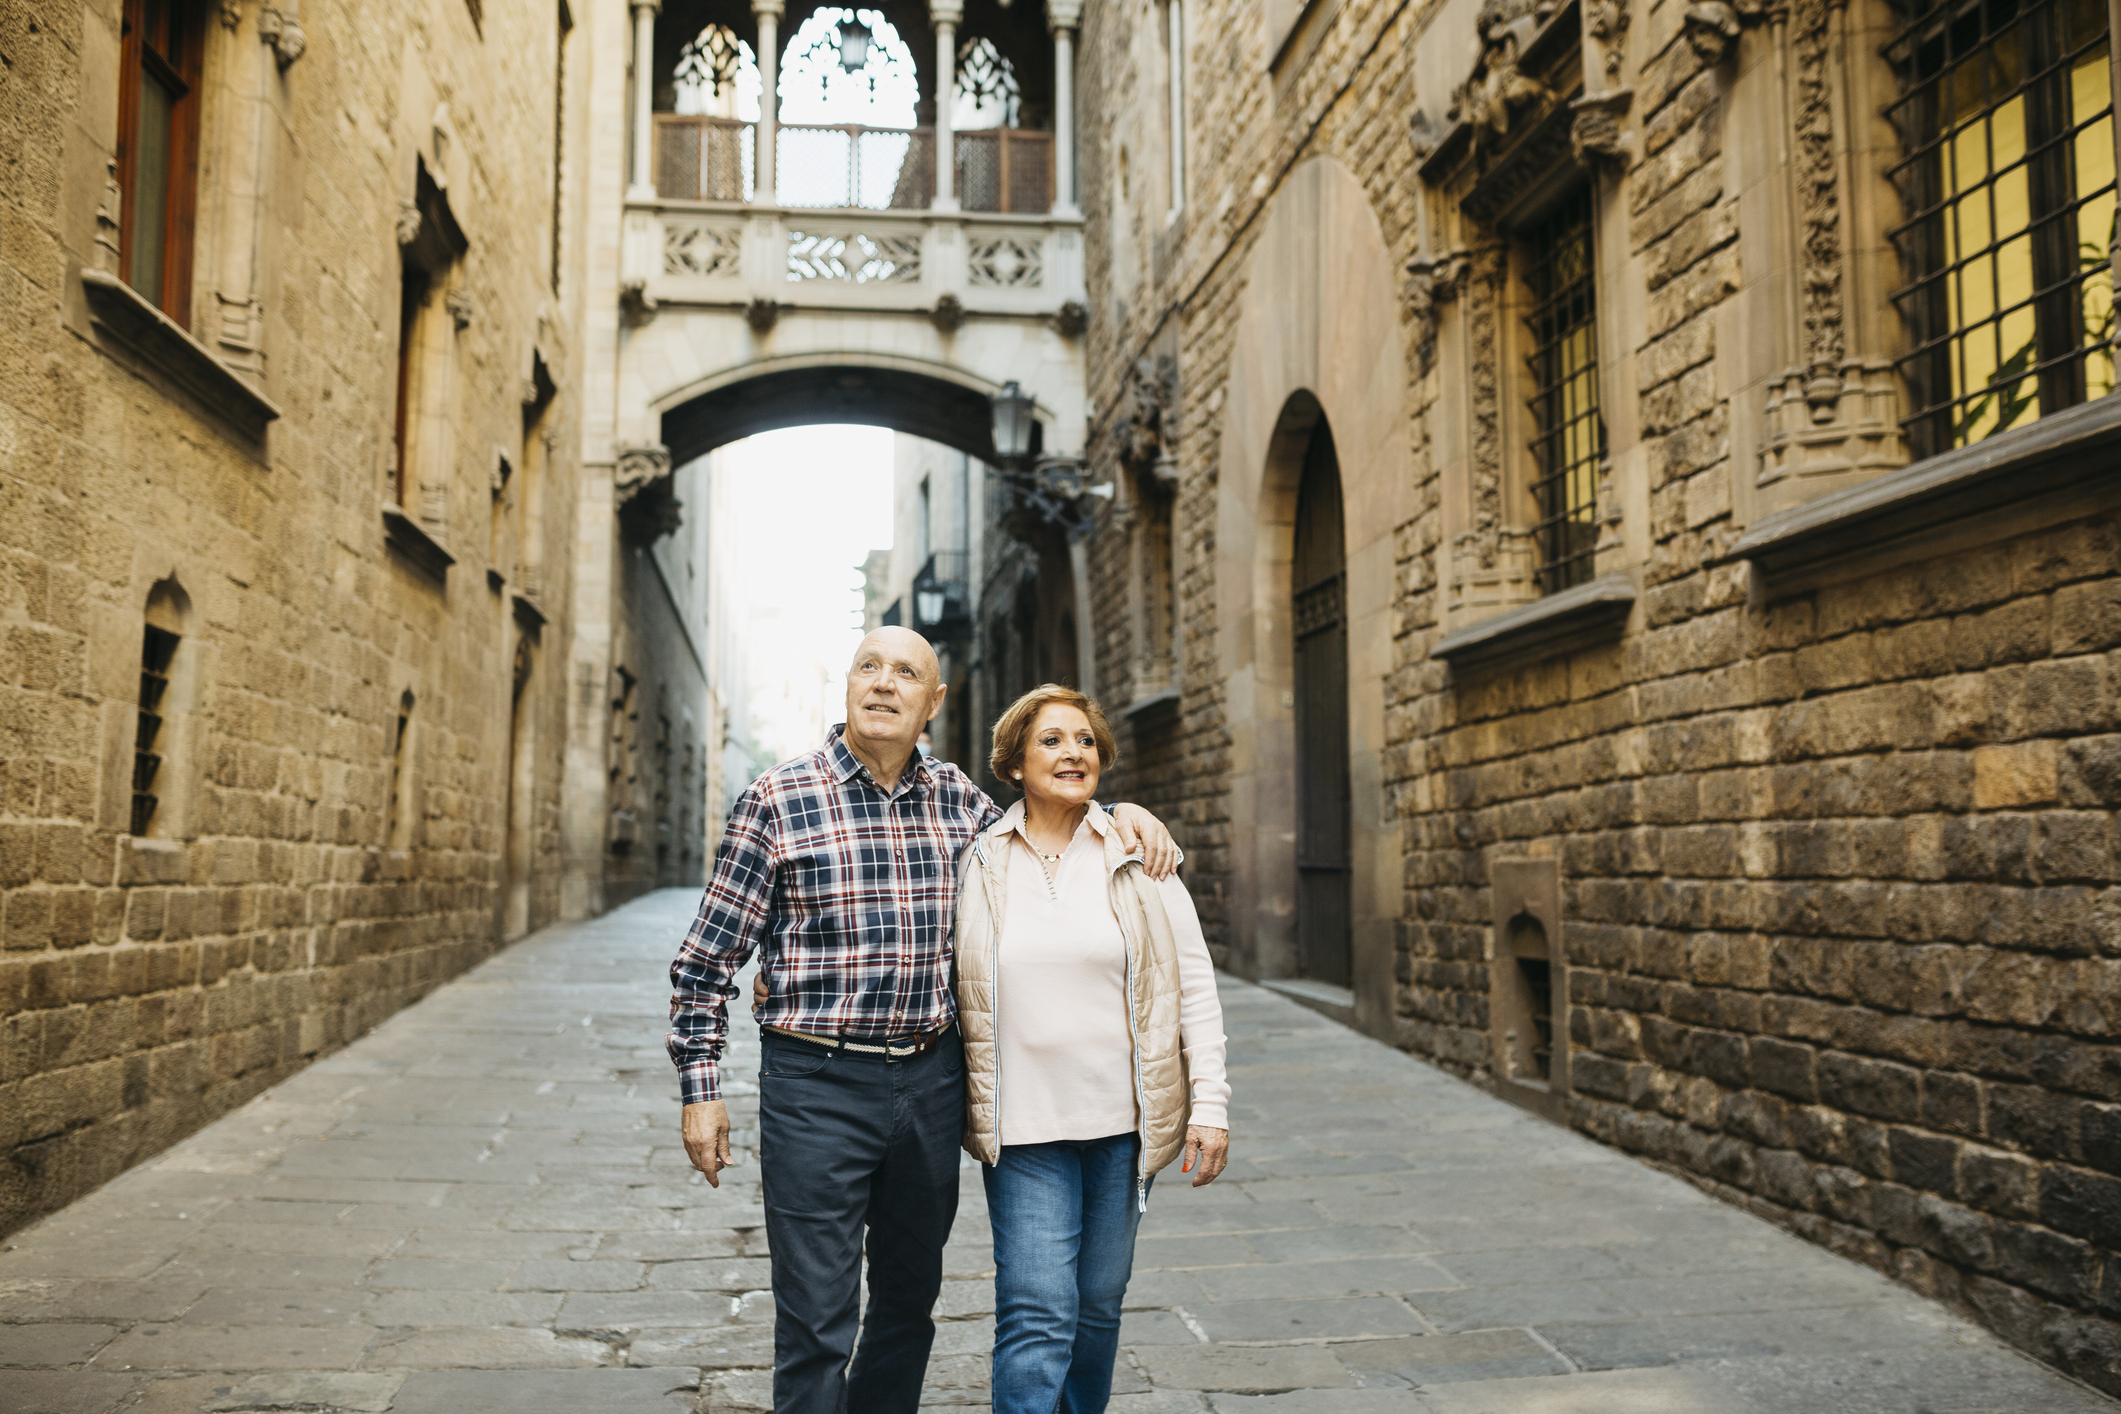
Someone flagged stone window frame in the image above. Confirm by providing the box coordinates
[1489,857,1570,1119]
[1415,0,1644,668]
[78,0,297,444]
[385,154,472,581]
[1714,0,2121,573]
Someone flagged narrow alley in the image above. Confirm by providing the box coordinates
[2,890,2107,1413]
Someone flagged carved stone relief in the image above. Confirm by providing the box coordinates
[615,443,681,540]
[1449,0,1558,151]
[1682,0,1763,60]
[1790,0,1843,418]
[1586,0,1629,77]
[1569,89,1633,167]
[1402,250,1469,375]
[663,220,741,278]
[1115,354,1177,475]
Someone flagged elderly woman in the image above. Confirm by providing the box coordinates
[954,684,1230,1413]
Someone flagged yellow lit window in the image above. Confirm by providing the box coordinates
[1888,0,2117,459]
[1523,189,1606,596]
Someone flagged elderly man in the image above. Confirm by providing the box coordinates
[670,627,1178,1414]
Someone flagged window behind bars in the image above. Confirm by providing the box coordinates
[1886,0,2117,460]
[1523,190,1607,597]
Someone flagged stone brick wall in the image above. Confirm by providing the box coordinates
[1078,0,2121,1388]
[0,0,704,1236]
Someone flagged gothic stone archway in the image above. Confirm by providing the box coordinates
[1214,156,1415,1044]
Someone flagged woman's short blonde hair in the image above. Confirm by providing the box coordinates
[990,684,1119,784]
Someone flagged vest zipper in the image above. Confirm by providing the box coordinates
[1111,858,1152,1214]
[976,835,1006,1158]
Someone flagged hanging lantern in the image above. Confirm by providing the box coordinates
[988,381,1036,464]
[837,14,873,72]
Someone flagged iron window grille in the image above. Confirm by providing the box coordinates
[1523,189,1607,597]
[132,625,179,837]
[1886,0,2117,460]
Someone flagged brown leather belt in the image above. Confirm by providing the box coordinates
[764,1020,954,1063]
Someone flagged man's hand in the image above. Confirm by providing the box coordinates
[1181,1125,1229,1186]
[1111,803,1180,879]
[752,971,768,1012]
[682,1100,734,1187]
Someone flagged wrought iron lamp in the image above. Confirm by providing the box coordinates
[837,14,873,72]
[988,380,1038,465]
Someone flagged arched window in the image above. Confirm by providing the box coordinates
[132,579,191,838]
[675,24,761,119]
[778,8,919,126]
[954,37,1021,129]
[388,690,415,849]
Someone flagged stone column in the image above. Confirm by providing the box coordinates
[1048,0,1082,217]
[627,0,660,202]
[931,0,963,212]
[754,0,782,204]
[1165,0,1185,218]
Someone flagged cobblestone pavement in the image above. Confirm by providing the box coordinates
[3,888,2113,1413]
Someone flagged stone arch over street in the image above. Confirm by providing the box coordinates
[654,353,1053,468]
[1213,155,1413,1045]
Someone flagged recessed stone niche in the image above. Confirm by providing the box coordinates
[1489,858,1566,1117]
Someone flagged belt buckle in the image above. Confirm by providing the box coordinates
[885,1031,937,1063]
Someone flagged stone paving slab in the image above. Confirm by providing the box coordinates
[2,887,2115,1412]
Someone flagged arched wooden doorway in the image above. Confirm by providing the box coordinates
[1293,420,1350,987]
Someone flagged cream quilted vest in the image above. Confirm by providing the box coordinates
[954,803,1191,1196]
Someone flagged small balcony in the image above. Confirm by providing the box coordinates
[656,118,1053,213]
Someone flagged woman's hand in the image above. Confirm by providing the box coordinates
[1181,1126,1229,1186]
[751,971,768,1012]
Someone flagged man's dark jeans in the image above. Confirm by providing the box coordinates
[757,1026,964,1414]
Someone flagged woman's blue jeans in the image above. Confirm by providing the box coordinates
[983,1131,1149,1414]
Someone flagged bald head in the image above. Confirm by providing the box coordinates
[853,627,940,685]
[841,627,946,786]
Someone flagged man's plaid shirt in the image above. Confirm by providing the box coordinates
[668,726,1002,1104]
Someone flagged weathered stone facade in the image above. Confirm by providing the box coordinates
[1079,0,2121,1389]
[0,0,708,1235]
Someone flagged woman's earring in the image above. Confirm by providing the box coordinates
[1013,772,1022,780]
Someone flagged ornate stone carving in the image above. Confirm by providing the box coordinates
[1115,355,1177,475]
[1682,0,1763,61]
[257,4,307,67]
[1789,0,1843,419]
[619,278,657,325]
[663,220,741,278]
[615,445,671,502]
[94,163,124,275]
[1759,358,1904,483]
[1054,300,1089,339]
[1570,90,1633,167]
[745,297,780,333]
[1409,108,1444,162]
[1459,245,1509,571]
[786,230,921,283]
[615,444,682,540]
[1448,0,1556,149]
[968,235,1044,288]
[1402,250,1470,374]
[930,293,966,333]
[396,200,423,247]
[1586,0,1629,77]
[445,289,476,330]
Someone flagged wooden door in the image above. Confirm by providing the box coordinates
[1292,420,1351,987]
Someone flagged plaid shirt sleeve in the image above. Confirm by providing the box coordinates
[667,780,779,1105]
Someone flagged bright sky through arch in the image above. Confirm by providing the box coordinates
[715,425,894,764]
